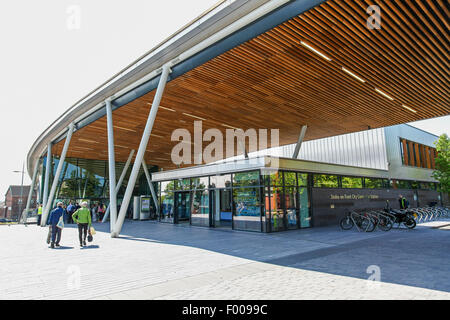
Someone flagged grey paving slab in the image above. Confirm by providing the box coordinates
[0,220,449,300]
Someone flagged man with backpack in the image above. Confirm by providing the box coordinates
[398,194,409,210]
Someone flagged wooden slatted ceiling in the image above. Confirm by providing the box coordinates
[53,0,450,169]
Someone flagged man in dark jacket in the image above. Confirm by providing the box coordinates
[398,195,409,210]
[47,202,66,249]
[67,202,75,224]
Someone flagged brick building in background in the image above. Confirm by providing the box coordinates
[1,186,37,220]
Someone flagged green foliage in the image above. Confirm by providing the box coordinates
[432,134,450,193]
[59,170,101,198]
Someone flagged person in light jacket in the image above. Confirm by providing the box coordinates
[72,202,92,247]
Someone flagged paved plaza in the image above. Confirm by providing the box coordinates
[0,219,449,300]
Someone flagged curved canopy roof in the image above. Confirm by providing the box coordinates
[28,0,450,174]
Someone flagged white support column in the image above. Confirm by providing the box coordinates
[106,98,118,232]
[142,161,160,215]
[292,125,308,159]
[42,144,52,209]
[112,64,171,237]
[102,149,135,223]
[41,123,75,226]
[22,159,40,223]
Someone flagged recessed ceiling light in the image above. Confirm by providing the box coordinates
[402,105,417,113]
[342,67,366,83]
[375,88,394,101]
[221,123,238,129]
[300,41,332,61]
[114,126,137,132]
[182,113,207,121]
[159,106,176,112]
[78,138,99,144]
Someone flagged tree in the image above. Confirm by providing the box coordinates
[432,134,450,193]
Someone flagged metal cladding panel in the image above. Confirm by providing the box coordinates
[294,128,388,170]
[384,124,439,182]
[216,128,389,170]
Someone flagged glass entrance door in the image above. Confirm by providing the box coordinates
[211,189,232,229]
[175,192,191,224]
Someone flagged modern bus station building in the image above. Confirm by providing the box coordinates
[25,0,449,236]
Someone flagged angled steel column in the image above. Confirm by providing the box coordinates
[112,65,171,237]
[106,98,118,232]
[102,149,135,223]
[292,125,308,159]
[42,144,52,209]
[82,172,90,199]
[41,123,75,226]
[142,161,160,215]
[56,161,69,199]
[22,159,40,223]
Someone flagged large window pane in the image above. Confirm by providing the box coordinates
[285,187,298,230]
[268,171,283,186]
[270,186,285,232]
[284,172,296,186]
[175,178,191,191]
[364,178,384,189]
[233,171,259,187]
[341,176,363,189]
[210,174,232,189]
[313,175,339,188]
[191,190,209,227]
[233,188,261,232]
[299,187,311,228]
[192,177,209,190]
[297,173,308,187]
[160,181,174,223]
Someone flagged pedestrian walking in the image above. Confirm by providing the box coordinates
[72,201,92,247]
[97,202,105,221]
[67,201,75,224]
[36,203,43,226]
[47,202,66,249]
[90,203,97,222]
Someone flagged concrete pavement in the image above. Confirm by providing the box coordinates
[0,219,449,300]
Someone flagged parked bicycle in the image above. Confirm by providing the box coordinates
[340,211,375,232]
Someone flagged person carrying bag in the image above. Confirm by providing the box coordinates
[47,202,66,249]
[72,202,92,247]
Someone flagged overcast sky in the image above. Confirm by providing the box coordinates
[0,0,448,198]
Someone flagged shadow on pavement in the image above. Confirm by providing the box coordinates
[90,220,450,293]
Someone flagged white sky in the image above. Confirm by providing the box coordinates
[0,0,448,198]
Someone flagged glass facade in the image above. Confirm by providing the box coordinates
[39,157,158,218]
[39,154,441,233]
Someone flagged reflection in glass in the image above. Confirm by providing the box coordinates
[160,181,174,223]
[314,174,339,188]
[270,186,285,232]
[364,178,384,189]
[269,171,283,186]
[284,187,298,229]
[210,174,232,189]
[284,172,296,186]
[191,190,209,227]
[299,187,310,228]
[298,173,308,187]
[341,176,363,189]
[232,171,259,187]
[191,177,209,190]
[233,188,261,232]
